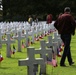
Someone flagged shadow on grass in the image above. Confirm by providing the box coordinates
[70,65,76,68]
[8,57,24,59]
[17,51,27,53]
[5,56,23,60]
[0,67,10,69]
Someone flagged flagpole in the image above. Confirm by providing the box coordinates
[0,49,1,67]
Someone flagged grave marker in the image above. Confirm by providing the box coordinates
[30,27,35,43]
[53,32,62,46]
[25,30,30,47]
[18,47,44,75]
[2,33,15,57]
[46,35,58,55]
[35,40,52,74]
[14,30,25,52]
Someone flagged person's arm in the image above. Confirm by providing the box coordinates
[70,16,76,35]
[54,19,58,30]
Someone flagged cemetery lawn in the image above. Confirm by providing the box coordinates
[0,32,76,75]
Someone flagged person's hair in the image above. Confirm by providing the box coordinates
[64,7,71,12]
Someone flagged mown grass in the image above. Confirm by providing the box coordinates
[0,32,76,75]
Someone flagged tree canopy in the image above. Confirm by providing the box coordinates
[2,0,76,21]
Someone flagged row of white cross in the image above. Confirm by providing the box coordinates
[18,33,62,75]
[0,21,55,57]
[0,21,62,75]
[0,21,55,35]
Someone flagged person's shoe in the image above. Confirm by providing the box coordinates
[60,64,66,67]
[69,62,74,66]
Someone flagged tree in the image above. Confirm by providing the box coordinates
[2,0,76,21]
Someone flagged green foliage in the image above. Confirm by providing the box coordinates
[2,0,76,21]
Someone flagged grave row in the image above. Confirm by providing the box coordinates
[0,21,63,75]
[0,21,55,36]
[0,21,56,58]
[0,26,63,75]
[18,33,63,75]
[0,29,62,58]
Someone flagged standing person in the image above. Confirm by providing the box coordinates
[28,15,33,26]
[46,14,53,34]
[46,14,52,24]
[34,16,38,25]
[54,7,76,67]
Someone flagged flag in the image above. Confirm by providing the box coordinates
[46,55,52,65]
[30,38,34,44]
[52,59,57,67]
[35,36,39,41]
[52,50,56,59]
[57,48,62,57]
[62,42,64,47]
[22,41,25,48]
[12,45,16,54]
[0,53,3,62]
[39,34,43,39]
[46,57,57,67]
[59,45,63,52]
[10,47,13,54]
[35,38,39,41]
[46,55,57,67]
[44,32,47,36]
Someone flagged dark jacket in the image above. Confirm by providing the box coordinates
[54,13,76,35]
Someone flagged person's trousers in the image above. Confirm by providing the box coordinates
[60,34,72,65]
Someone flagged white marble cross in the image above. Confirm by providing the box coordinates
[46,35,58,56]
[46,36,53,48]
[30,27,35,43]
[25,30,29,47]
[2,33,15,57]
[18,47,44,75]
[35,40,52,74]
[53,32,62,44]
[53,32,62,50]
[14,30,25,52]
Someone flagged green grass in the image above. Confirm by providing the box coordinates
[0,33,76,75]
